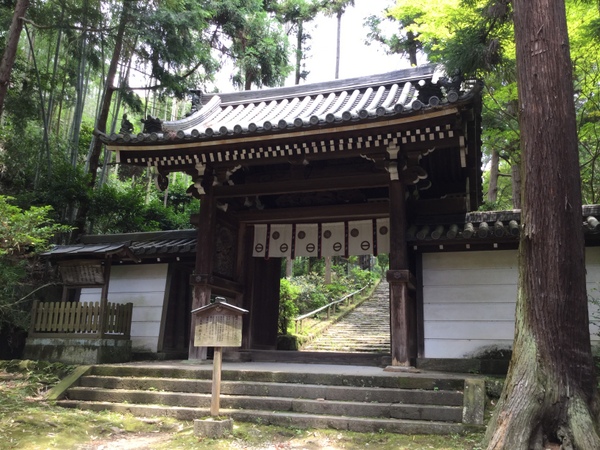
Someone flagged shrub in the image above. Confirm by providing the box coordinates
[279,278,300,335]
[0,196,71,358]
[283,265,380,328]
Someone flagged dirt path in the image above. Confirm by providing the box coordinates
[76,433,172,450]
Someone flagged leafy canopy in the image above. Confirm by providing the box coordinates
[0,196,71,257]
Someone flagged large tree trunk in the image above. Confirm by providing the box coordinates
[0,0,30,118]
[334,12,341,79]
[487,149,499,205]
[484,1,600,449]
[75,0,129,239]
[70,0,89,168]
[294,21,303,85]
[87,0,130,187]
[510,160,521,209]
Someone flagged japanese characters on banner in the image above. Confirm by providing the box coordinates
[252,219,390,258]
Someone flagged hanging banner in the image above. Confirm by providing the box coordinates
[321,222,345,257]
[348,220,374,256]
[268,224,293,258]
[253,219,391,258]
[253,224,267,257]
[376,218,390,254]
[295,224,319,257]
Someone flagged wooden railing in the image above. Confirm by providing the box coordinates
[29,300,133,339]
[294,284,370,333]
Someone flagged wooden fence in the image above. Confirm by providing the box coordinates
[29,300,133,339]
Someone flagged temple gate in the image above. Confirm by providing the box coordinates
[99,66,483,366]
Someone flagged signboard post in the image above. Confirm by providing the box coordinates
[191,297,248,416]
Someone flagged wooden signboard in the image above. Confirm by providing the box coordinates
[191,298,248,417]
[194,310,243,347]
[59,260,105,286]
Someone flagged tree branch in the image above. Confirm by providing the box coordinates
[21,17,117,33]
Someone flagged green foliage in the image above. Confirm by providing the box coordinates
[210,0,292,90]
[0,258,29,331]
[375,0,600,207]
[348,266,377,288]
[289,273,330,314]
[279,278,300,334]
[376,254,389,274]
[136,0,217,97]
[87,180,197,234]
[285,264,377,319]
[0,196,70,356]
[0,196,71,256]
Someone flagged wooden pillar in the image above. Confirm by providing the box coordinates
[99,257,112,338]
[386,145,415,367]
[238,224,252,349]
[189,167,217,360]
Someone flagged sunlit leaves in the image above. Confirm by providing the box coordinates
[0,196,71,256]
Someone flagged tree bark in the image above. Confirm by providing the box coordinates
[70,0,89,168]
[324,256,331,284]
[87,0,130,187]
[488,149,499,205]
[485,0,600,448]
[334,12,342,80]
[294,21,303,85]
[510,160,521,209]
[406,31,418,66]
[0,0,30,118]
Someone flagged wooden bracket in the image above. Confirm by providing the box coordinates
[190,273,212,286]
[386,269,416,290]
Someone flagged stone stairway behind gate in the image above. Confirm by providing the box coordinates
[301,280,391,353]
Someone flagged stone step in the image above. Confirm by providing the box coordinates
[301,281,391,353]
[54,363,485,434]
[77,376,463,405]
[55,401,467,435]
[87,365,465,391]
[64,388,463,422]
[303,348,391,353]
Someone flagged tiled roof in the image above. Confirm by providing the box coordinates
[42,243,138,260]
[102,65,481,146]
[408,206,600,243]
[43,230,197,260]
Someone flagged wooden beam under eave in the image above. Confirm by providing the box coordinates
[233,201,389,224]
[213,173,389,199]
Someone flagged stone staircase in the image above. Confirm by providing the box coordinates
[51,363,485,434]
[301,280,391,353]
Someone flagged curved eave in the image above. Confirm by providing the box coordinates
[101,72,482,150]
[104,95,479,153]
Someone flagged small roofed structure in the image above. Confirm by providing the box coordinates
[24,242,141,364]
[27,230,198,362]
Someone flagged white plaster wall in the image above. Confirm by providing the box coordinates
[422,247,600,358]
[80,264,169,353]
